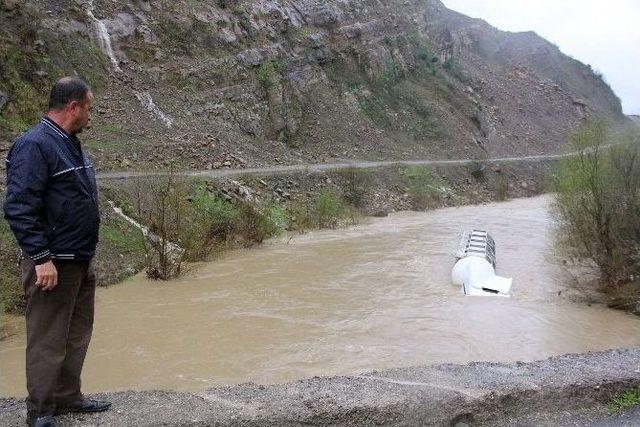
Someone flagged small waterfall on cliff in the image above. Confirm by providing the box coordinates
[86,0,121,71]
[135,91,174,128]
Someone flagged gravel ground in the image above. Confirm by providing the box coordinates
[1,348,639,426]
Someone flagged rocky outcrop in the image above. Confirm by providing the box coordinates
[0,0,628,170]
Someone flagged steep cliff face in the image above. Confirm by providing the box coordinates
[0,0,626,171]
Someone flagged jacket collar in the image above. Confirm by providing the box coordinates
[41,116,73,139]
[41,117,95,197]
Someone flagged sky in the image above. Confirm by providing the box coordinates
[441,0,640,115]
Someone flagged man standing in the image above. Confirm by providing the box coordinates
[4,77,110,427]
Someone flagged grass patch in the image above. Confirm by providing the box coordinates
[314,190,342,228]
[100,221,147,255]
[83,138,126,152]
[104,123,123,134]
[289,188,359,232]
[608,389,640,412]
[493,174,509,201]
[402,165,449,209]
[256,59,282,90]
[443,57,471,85]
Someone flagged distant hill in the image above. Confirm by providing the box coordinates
[0,0,628,171]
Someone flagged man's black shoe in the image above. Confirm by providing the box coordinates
[26,415,56,427]
[56,398,112,414]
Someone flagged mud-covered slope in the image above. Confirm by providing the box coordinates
[0,0,627,171]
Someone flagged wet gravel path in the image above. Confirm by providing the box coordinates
[1,348,639,426]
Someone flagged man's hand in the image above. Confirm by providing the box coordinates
[35,261,58,291]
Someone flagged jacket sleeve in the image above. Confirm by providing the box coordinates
[3,139,51,264]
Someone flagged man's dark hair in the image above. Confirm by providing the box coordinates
[48,77,91,110]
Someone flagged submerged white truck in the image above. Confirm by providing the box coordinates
[452,230,512,297]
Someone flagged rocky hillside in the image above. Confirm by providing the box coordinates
[0,0,627,172]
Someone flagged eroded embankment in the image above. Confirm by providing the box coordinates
[1,348,639,426]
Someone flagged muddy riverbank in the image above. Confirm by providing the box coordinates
[1,348,639,426]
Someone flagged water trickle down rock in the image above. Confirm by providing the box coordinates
[85,0,121,71]
[135,91,174,128]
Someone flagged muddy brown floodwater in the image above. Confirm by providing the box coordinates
[2,195,640,397]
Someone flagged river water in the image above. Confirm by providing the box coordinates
[2,195,639,397]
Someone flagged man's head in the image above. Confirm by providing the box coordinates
[48,77,93,135]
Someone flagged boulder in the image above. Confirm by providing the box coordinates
[106,13,136,40]
[236,48,264,68]
[2,0,21,11]
[297,0,341,27]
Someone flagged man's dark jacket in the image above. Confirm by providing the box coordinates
[3,116,100,265]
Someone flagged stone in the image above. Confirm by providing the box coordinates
[136,25,158,44]
[32,70,48,78]
[2,0,20,11]
[236,48,264,67]
[299,0,340,27]
[137,0,152,13]
[340,23,362,39]
[372,207,391,218]
[0,90,8,113]
[106,13,136,39]
[218,28,238,44]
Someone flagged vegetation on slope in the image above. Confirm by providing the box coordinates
[554,122,640,307]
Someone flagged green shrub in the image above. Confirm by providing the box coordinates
[410,38,437,75]
[493,174,509,201]
[469,160,487,181]
[402,165,443,209]
[314,190,342,228]
[289,201,315,233]
[261,202,289,237]
[554,121,640,285]
[374,59,402,101]
[191,185,241,242]
[256,59,282,90]
[341,168,370,208]
[229,200,289,245]
[443,57,471,84]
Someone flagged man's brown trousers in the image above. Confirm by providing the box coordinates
[21,258,96,416]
